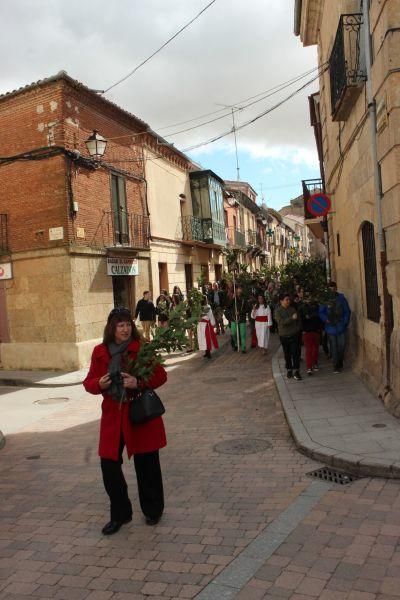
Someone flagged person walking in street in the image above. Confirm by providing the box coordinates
[226,286,250,353]
[134,291,156,341]
[83,307,167,535]
[197,296,218,359]
[207,282,226,335]
[275,292,302,380]
[298,292,322,375]
[251,294,272,355]
[319,281,351,373]
[156,293,170,327]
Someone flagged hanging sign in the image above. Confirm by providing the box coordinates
[107,257,139,276]
[0,263,12,280]
[307,193,331,217]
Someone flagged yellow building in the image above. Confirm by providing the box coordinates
[295,0,400,412]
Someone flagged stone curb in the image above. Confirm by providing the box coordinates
[272,348,400,479]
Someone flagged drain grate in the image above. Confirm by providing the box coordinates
[214,437,272,455]
[34,397,69,405]
[372,423,387,428]
[26,455,41,460]
[307,467,358,485]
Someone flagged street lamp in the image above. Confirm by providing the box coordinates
[85,130,107,159]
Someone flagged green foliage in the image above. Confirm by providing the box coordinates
[124,297,203,382]
[279,257,328,302]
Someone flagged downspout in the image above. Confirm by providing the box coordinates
[294,0,302,36]
[362,0,393,394]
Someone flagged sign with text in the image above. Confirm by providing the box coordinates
[107,257,139,276]
[0,262,12,280]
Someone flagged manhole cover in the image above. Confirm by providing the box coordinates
[307,467,358,485]
[206,377,237,384]
[372,423,387,428]
[214,438,272,455]
[34,397,69,405]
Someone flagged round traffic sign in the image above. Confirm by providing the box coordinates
[307,193,331,217]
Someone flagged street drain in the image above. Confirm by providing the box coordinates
[34,397,69,405]
[307,467,358,485]
[206,377,237,383]
[214,438,272,455]
[372,423,387,428]
[26,455,40,460]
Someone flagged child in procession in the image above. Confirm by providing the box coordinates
[251,294,272,355]
[197,296,219,359]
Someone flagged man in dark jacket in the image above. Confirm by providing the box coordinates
[135,291,156,341]
[207,282,226,335]
[319,281,351,373]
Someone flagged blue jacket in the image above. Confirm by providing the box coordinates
[319,293,351,335]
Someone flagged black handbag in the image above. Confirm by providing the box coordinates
[129,387,165,425]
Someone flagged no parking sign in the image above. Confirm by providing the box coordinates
[307,193,331,218]
[0,263,12,280]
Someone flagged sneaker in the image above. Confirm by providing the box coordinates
[307,368,313,376]
[312,365,319,371]
[293,371,302,380]
[287,370,293,379]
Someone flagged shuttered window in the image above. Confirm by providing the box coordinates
[361,221,380,323]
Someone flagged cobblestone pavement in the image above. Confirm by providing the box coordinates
[0,333,399,599]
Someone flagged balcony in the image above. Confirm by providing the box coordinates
[181,216,226,246]
[226,227,246,249]
[329,14,366,121]
[91,210,150,249]
[0,214,9,254]
[246,229,257,246]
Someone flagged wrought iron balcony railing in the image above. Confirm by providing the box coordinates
[246,229,257,246]
[0,214,9,254]
[181,216,226,246]
[226,227,246,249]
[329,14,366,121]
[91,210,150,249]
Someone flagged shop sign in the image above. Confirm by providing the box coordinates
[107,257,139,276]
[0,262,12,280]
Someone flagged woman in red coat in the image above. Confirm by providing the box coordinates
[83,307,167,536]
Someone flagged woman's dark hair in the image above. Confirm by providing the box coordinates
[279,292,291,302]
[103,308,141,345]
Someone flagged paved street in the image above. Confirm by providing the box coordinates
[1,335,400,599]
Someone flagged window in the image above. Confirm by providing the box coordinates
[184,264,193,293]
[361,221,380,323]
[111,174,129,244]
[336,232,341,257]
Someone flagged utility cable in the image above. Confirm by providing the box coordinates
[181,67,328,153]
[103,0,218,94]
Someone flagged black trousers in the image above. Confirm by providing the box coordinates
[100,439,164,522]
[280,335,300,370]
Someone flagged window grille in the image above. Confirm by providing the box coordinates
[361,221,380,323]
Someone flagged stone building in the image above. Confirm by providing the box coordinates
[295,0,400,412]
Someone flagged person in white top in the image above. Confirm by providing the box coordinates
[197,298,219,359]
[251,294,272,354]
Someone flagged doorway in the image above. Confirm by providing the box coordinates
[112,276,133,311]
[214,264,222,282]
[158,262,169,294]
[184,264,193,294]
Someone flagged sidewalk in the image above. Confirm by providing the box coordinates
[0,368,88,387]
[273,348,400,478]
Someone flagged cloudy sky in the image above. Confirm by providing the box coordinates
[1,0,319,209]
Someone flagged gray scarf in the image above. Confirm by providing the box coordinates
[107,338,132,401]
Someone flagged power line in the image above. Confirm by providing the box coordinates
[163,63,327,138]
[181,67,328,153]
[157,64,326,132]
[103,0,218,94]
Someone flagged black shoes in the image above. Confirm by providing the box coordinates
[102,517,132,535]
[293,371,302,380]
[145,516,161,526]
[287,369,293,379]
[203,350,211,359]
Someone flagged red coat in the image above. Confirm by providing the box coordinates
[83,340,167,461]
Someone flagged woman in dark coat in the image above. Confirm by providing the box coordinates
[83,307,167,535]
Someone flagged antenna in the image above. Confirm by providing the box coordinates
[215,103,243,180]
